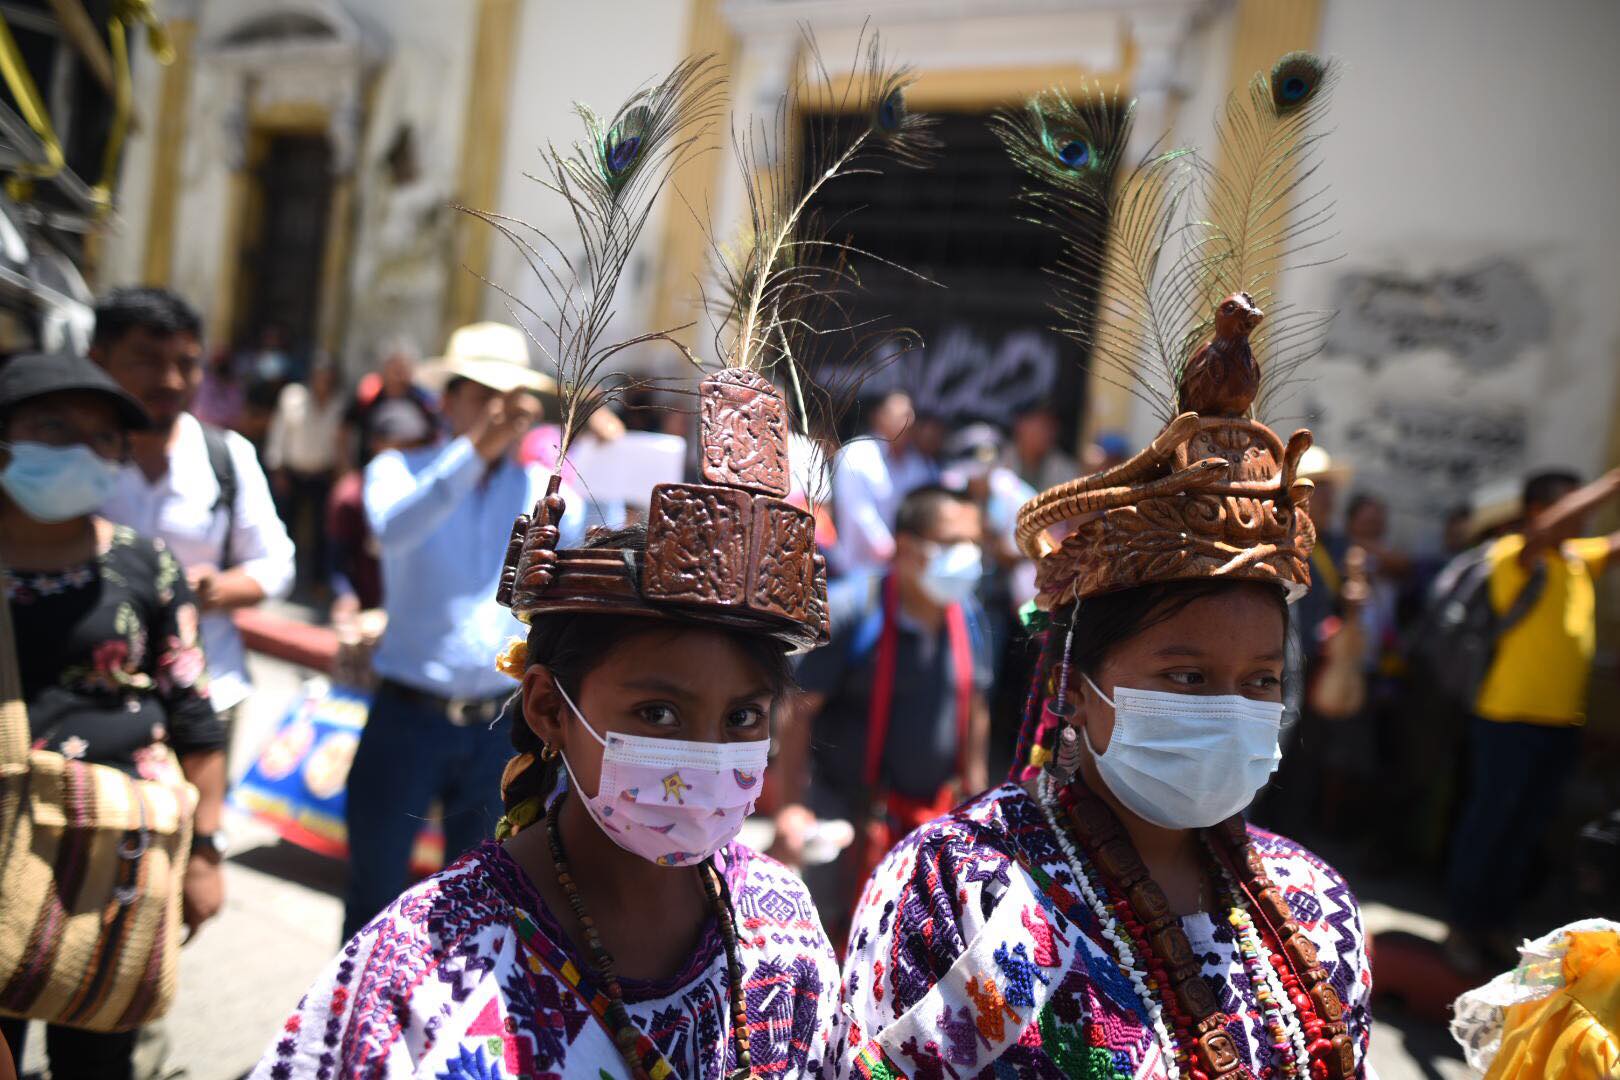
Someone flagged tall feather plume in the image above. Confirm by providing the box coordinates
[459,55,725,463]
[1191,51,1339,417]
[992,86,1197,424]
[703,25,938,479]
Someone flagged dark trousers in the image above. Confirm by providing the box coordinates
[342,684,511,940]
[276,468,335,592]
[1447,715,1579,934]
[0,1018,135,1080]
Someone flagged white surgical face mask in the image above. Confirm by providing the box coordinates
[1083,673,1284,829]
[919,540,982,606]
[0,441,121,522]
[554,680,770,867]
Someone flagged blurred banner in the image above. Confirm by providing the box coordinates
[231,679,443,870]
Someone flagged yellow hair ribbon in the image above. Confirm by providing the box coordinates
[494,637,529,680]
[495,794,543,841]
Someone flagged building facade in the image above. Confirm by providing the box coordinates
[98,0,1620,554]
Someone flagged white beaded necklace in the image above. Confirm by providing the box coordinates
[1208,850,1312,1077]
[1034,772,1183,1080]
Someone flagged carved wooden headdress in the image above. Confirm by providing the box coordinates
[993,52,1338,610]
[496,369,828,652]
[486,33,934,654]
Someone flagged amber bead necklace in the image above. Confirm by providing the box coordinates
[545,794,753,1080]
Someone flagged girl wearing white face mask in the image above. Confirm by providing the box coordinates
[838,50,1373,1077]
[840,577,1376,1080]
[1,353,225,1077]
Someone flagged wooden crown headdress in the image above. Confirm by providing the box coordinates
[489,31,934,652]
[994,52,1338,608]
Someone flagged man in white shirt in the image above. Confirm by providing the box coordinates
[93,287,296,734]
[266,359,346,594]
[830,389,937,577]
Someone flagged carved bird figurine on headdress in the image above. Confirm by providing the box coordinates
[1176,291,1264,417]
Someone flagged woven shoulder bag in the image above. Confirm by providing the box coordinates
[0,559,197,1032]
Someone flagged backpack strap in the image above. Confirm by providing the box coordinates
[199,423,238,570]
[1498,558,1548,636]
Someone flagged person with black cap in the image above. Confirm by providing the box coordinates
[0,353,225,1080]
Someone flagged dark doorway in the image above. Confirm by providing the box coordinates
[799,111,1104,446]
[235,133,334,361]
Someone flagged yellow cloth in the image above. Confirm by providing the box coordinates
[1475,533,1610,726]
[1486,930,1620,1080]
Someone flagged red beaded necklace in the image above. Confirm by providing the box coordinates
[1050,780,1353,1080]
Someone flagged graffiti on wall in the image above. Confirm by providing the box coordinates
[1326,258,1551,371]
[889,325,1062,426]
[1334,398,1528,525]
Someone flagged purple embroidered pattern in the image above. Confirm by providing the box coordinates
[250,841,840,1079]
[836,784,1374,1079]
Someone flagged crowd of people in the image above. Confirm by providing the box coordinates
[1,279,1617,1078]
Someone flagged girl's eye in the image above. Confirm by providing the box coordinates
[1247,675,1283,692]
[636,705,678,728]
[728,706,767,730]
[1165,671,1205,687]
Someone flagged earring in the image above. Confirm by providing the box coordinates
[540,742,559,762]
[1045,619,1083,784]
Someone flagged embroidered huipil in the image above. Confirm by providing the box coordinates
[252,841,841,1079]
[835,784,1374,1079]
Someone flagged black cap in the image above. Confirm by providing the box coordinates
[0,352,151,430]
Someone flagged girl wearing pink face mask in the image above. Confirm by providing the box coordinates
[257,527,841,1080]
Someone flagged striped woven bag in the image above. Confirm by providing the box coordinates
[0,559,197,1032]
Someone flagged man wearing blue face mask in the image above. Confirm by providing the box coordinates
[774,485,993,933]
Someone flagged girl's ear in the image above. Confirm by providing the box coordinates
[1074,670,1111,756]
[521,665,564,749]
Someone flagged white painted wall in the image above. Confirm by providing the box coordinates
[1148,0,1620,546]
[480,0,695,376]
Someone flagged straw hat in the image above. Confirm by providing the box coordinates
[424,322,556,395]
[1297,445,1353,486]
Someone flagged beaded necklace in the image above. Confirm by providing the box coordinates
[545,794,753,1080]
[1034,773,1354,1080]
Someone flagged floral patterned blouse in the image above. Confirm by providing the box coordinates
[5,525,223,777]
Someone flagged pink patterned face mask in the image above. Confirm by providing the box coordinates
[553,680,770,867]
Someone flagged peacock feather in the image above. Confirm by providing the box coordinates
[701,27,939,505]
[459,54,725,462]
[992,85,1197,423]
[1190,50,1339,417]
[996,52,1337,424]
[709,28,936,377]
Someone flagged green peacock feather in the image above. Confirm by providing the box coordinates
[992,85,1198,424]
[699,27,939,506]
[996,52,1338,424]
[709,29,937,381]
[1190,50,1339,418]
[459,54,725,462]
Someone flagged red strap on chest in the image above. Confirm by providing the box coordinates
[862,577,974,789]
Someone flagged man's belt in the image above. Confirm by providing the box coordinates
[377,678,508,727]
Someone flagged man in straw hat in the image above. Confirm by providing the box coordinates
[341,321,579,940]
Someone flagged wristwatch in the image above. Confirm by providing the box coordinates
[191,831,231,863]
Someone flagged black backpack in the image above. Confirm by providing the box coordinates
[1413,540,1546,709]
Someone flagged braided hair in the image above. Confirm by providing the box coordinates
[1009,579,1298,781]
[495,525,796,836]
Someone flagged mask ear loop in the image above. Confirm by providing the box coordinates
[1044,617,1083,784]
